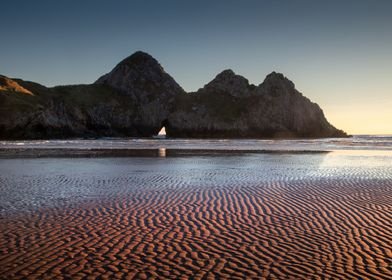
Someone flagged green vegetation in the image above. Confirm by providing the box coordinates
[0,81,137,113]
[51,84,136,111]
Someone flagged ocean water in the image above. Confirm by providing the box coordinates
[1,135,392,151]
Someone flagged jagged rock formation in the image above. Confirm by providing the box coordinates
[95,51,185,134]
[167,71,346,138]
[0,52,184,139]
[0,81,139,139]
[0,51,347,139]
[201,69,256,97]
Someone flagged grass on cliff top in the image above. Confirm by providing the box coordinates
[1,82,137,114]
[51,84,135,108]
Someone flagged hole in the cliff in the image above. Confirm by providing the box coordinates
[156,120,168,138]
[158,126,166,136]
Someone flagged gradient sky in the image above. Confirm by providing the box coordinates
[1,0,391,134]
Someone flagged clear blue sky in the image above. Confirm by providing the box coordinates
[1,0,391,134]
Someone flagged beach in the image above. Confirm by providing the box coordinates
[1,138,392,279]
[2,0,392,278]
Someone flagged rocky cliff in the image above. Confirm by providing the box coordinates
[0,52,347,139]
[0,52,184,139]
[95,51,185,135]
[0,78,139,139]
[166,71,346,138]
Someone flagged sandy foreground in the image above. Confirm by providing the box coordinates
[0,153,392,279]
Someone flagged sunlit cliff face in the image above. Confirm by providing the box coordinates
[0,76,33,95]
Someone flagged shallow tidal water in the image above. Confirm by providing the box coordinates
[1,135,392,151]
[0,151,392,215]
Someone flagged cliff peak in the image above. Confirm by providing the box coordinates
[215,69,236,77]
[93,51,185,134]
[117,51,159,68]
[257,71,296,97]
[201,69,253,97]
[262,71,295,88]
[95,51,184,97]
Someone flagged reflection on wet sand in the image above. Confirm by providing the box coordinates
[158,148,166,157]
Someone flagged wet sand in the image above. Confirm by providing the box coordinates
[0,148,328,158]
[1,153,392,279]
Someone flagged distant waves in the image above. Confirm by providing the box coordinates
[1,135,392,153]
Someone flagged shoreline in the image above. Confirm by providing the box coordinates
[1,136,391,156]
[0,148,329,158]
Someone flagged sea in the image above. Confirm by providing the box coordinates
[1,135,392,151]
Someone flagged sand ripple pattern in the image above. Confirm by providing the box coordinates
[1,155,392,279]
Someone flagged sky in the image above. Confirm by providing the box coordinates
[1,0,391,134]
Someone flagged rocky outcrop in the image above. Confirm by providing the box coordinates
[166,71,346,138]
[0,82,141,139]
[200,69,255,97]
[0,52,185,139]
[0,51,347,139]
[95,51,185,134]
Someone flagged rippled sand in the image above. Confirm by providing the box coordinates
[1,152,392,279]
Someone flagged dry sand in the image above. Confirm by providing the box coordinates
[1,177,392,279]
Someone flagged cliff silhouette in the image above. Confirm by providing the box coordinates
[0,51,347,139]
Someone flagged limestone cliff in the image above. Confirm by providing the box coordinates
[95,51,185,134]
[0,52,347,139]
[166,71,346,138]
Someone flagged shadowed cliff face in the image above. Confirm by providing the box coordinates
[0,52,347,139]
[0,52,185,139]
[0,81,141,139]
[201,69,256,97]
[166,71,346,138]
[95,51,186,135]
